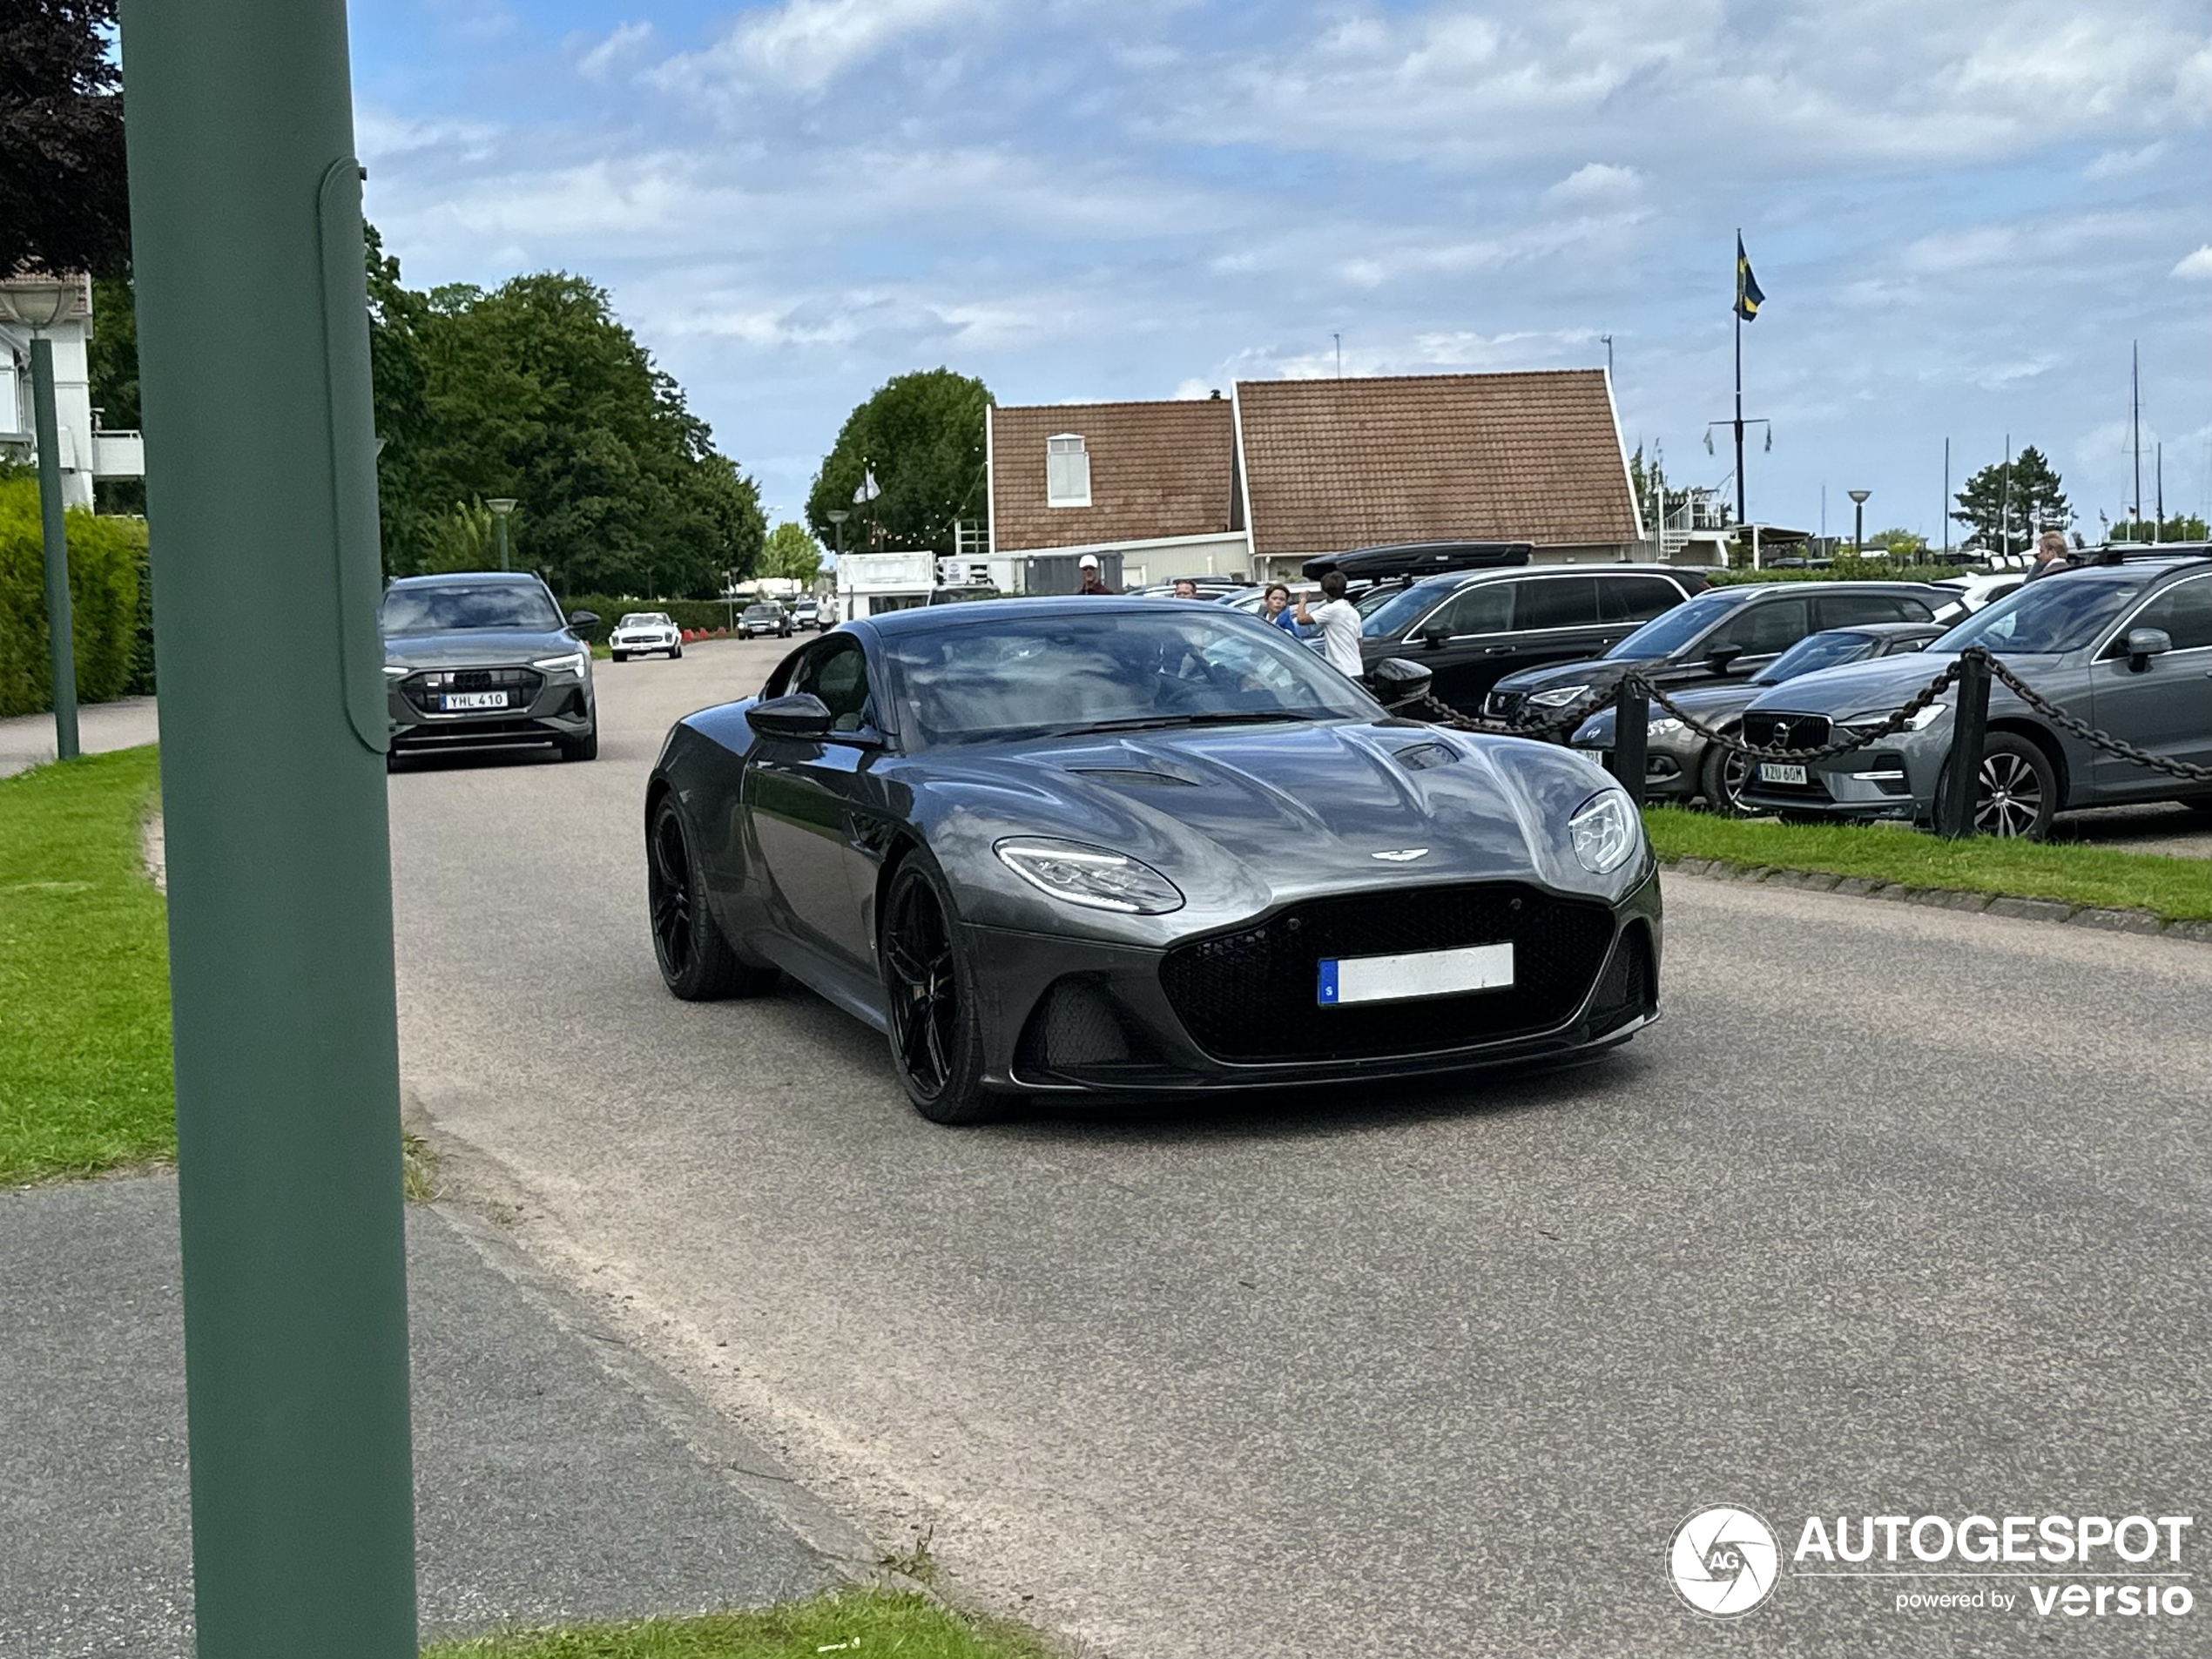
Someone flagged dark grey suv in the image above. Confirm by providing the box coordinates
[1739,550,2212,837]
[382,573,600,765]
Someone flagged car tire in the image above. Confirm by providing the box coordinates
[880,851,997,1125]
[611,651,629,663]
[1942,732,2057,840]
[2175,796,2212,819]
[1776,809,1825,826]
[648,796,776,1000]
[1697,738,1754,818]
[559,725,598,762]
[672,645,685,659]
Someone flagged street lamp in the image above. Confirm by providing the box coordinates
[486,497,517,571]
[0,275,86,761]
[1848,488,1871,556]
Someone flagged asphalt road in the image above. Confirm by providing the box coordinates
[390,637,2212,1658]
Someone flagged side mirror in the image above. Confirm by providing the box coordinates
[1705,643,1744,674]
[1368,657,1434,706]
[1418,624,1451,649]
[750,691,834,739]
[567,610,600,632]
[2125,627,2172,672]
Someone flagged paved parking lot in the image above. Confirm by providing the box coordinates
[382,637,2212,1658]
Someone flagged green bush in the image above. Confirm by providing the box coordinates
[1705,555,1966,589]
[558,592,763,637]
[0,474,149,718]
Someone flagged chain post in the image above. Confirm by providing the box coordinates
[1611,678,1649,806]
[1940,651,1993,838]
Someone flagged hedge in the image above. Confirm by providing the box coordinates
[1704,556,1971,589]
[557,592,769,637]
[0,474,148,718]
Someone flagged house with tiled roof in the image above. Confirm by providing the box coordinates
[986,369,1655,590]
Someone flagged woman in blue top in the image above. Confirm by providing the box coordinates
[1262,583,1311,637]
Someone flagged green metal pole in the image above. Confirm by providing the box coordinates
[496,513,509,571]
[117,2,416,1656]
[30,337,79,761]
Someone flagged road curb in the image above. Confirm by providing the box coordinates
[1660,857,2212,946]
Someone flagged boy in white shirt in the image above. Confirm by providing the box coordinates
[1295,571,1365,680]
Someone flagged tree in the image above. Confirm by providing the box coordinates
[1867,527,1927,557]
[0,0,131,279]
[2107,514,2209,543]
[759,521,822,585]
[807,368,990,556]
[1952,447,2068,554]
[86,273,141,512]
[362,239,765,594]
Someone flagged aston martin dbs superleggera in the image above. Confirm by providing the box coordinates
[644,598,1661,1123]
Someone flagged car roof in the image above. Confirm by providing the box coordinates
[858,596,1241,637]
[387,571,543,589]
[1401,562,1695,595]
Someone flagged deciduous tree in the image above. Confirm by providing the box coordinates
[807,369,990,556]
[0,0,130,279]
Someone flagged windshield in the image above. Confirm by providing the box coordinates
[1753,631,1878,685]
[1354,584,1406,617]
[1602,588,1745,660]
[381,583,563,635]
[618,613,671,628]
[1360,577,1461,638]
[1928,575,2142,655]
[745,604,781,617]
[882,610,1379,745]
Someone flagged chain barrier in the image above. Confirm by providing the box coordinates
[1393,644,2212,783]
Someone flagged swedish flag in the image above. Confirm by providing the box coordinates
[1735,235,1764,322]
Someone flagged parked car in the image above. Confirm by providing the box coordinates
[1359,565,1710,712]
[643,598,1660,1123]
[1570,622,1946,813]
[1738,549,2212,838]
[609,611,682,662]
[1939,571,2028,614]
[1130,578,1256,603]
[1484,580,1952,732]
[792,597,822,631]
[927,584,1003,604]
[381,572,598,766]
[738,602,793,639]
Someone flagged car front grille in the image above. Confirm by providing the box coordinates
[399,665,544,716]
[1484,690,1527,723]
[1740,711,1831,752]
[1158,882,1617,1064]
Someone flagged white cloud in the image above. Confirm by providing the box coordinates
[668,0,1002,96]
[2084,142,2167,179]
[576,20,654,80]
[1544,163,1642,206]
[2173,246,2212,280]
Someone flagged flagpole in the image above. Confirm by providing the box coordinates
[1734,230,1747,534]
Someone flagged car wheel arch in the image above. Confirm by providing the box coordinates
[1984,718,2071,806]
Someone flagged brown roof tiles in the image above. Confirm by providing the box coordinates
[991,398,1236,551]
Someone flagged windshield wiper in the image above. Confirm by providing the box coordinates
[1044,710,1331,737]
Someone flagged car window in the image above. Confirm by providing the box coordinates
[380,583,563,634]
[1363,577,1463,637]
[1709,595,1810,657]
[1435,582,1514,637]
[1603,587,1747,660]
[1817,592,1929,628]
[1752,630,1878,684]
[1931,577,2142,656]
[2110,575,2212,654]
[1514,577,1600,631]
[792,642,874,732]
[1599,576,1683,624]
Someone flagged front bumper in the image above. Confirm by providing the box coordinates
[388,668,594,753]
[1573,729,1704,803]
[967,866,1664,1096]
[1739,728,1942,821]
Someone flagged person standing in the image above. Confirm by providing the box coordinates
[1261,583,1308,637]
[1170,577,1199,599]
[1296,570,1365,679]
[2024,529,2080,583]
[1077,553,1114,595]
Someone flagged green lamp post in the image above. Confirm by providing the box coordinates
[488,496,516,570]
[0,277,84,761]
[118,0,418,1654]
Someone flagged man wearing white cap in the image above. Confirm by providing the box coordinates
[1077,552,1114,595]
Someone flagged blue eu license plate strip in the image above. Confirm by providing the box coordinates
[1318,941,1516,1006]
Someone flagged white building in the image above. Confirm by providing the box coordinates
[835,550,938,619]
[0,273,145,510]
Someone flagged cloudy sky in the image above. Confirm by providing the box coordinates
[348,0,2212,542]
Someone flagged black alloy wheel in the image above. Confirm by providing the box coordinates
[1966,735,2056,840]
[559,723,598,762]
[648,797,774,999]
[881,855,994,1123]
[1698,738,1754,817]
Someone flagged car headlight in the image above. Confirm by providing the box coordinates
[1647,716,1685,738]
[382,664,408,679]
[1568,790,1640,874]
[994,838,1185,914]
[1528,684,1592,710]
[1840,704,1946,738]
[531,651,589,675]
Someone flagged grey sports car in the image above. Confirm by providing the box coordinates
[644,599,1662,1123]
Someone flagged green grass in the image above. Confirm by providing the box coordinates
[421,1588,1054,1659]
[0,746,175,1182]
[1646,806,2212,921]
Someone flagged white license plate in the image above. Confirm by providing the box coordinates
[1318,941,1514,1007]
[442,691,509,711]
[1757,762,1808,785]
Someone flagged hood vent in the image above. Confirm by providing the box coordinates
[1389,742,1459,772]
[1066,766,1200,788]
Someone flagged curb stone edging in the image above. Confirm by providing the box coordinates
[1659,858,2208,946]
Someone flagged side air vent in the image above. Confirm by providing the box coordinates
[1066,768,1200,788]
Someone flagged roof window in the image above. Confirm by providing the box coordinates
[1046,434,1090,509]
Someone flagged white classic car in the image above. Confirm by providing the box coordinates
[609,612,683,661]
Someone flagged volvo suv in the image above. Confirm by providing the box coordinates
[382,573,599,765]
[1738,549,2212,838]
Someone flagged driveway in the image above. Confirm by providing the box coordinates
[388,638,2212,1658]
